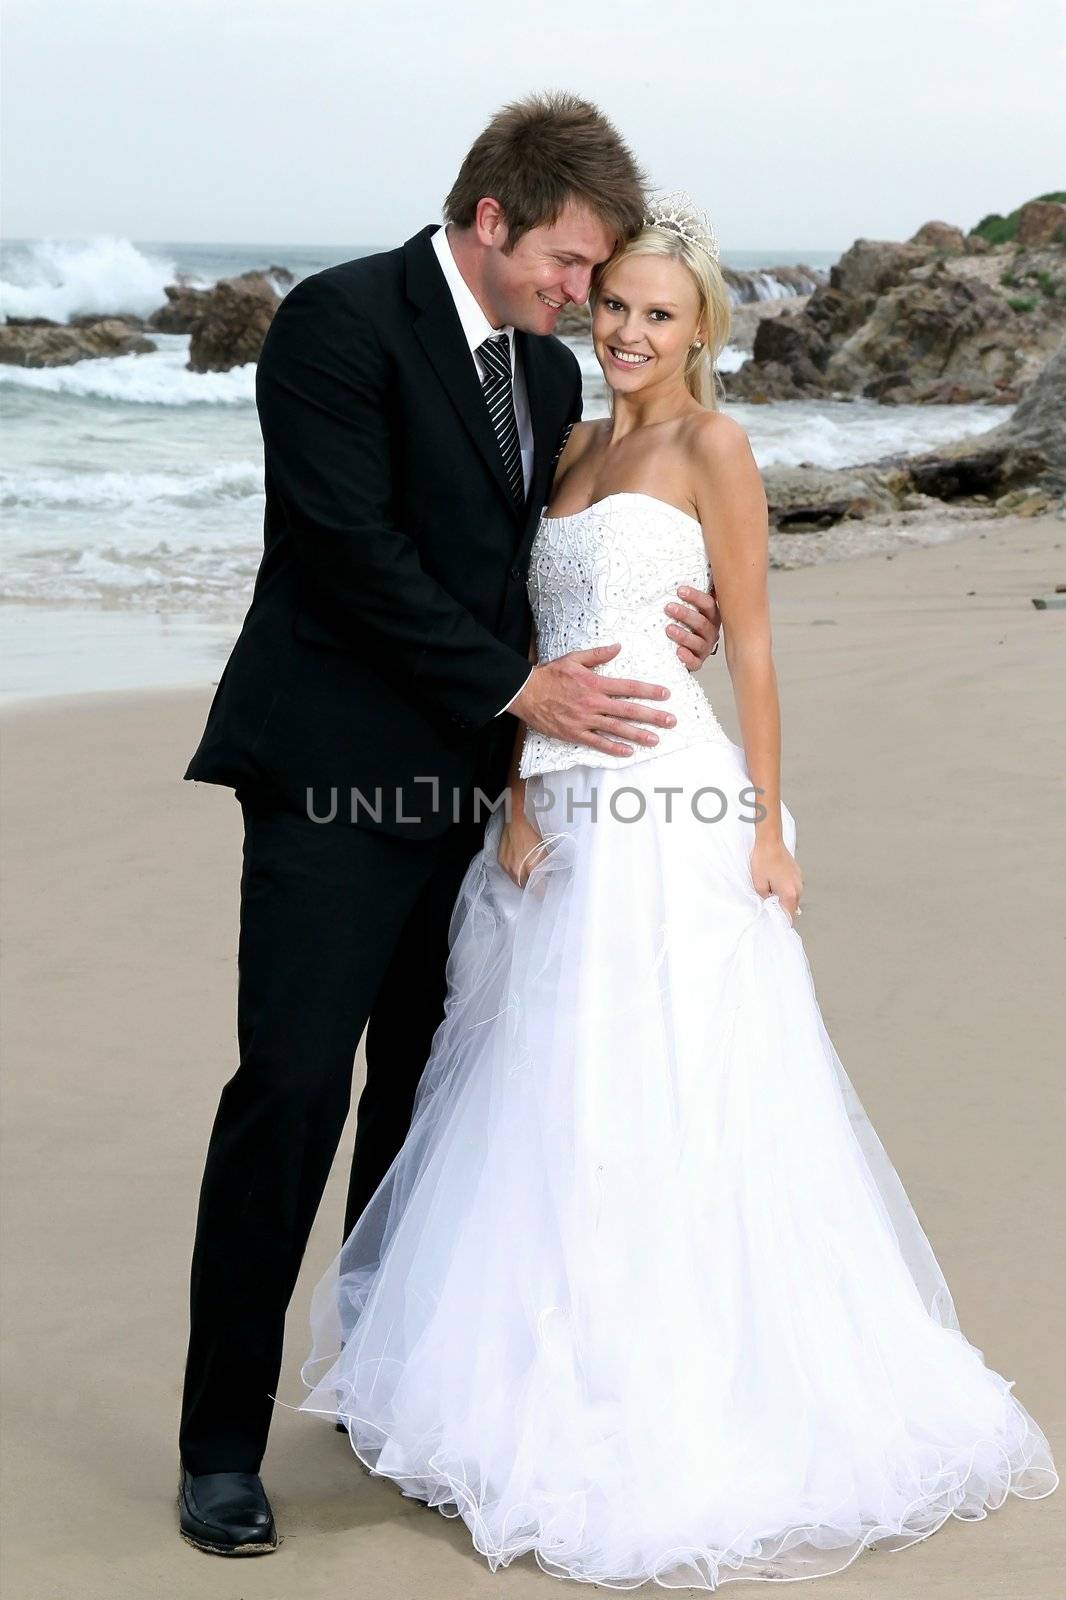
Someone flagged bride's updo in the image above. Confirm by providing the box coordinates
[591,193,732,409]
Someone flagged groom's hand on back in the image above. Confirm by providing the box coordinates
[511,645,678,759]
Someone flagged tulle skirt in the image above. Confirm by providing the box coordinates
[290,737,1057,1588]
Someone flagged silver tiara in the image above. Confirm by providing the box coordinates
[642,190,720,263]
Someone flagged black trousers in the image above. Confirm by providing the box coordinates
[178,765,499,1475]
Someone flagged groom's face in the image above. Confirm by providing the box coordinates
[483,199,617,335]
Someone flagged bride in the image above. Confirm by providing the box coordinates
[288,197,1057,1588]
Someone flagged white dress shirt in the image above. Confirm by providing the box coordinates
[430,224,536,718]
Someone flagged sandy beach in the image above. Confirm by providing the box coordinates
[2,513,1063,1599]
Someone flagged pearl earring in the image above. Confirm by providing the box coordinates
[691,339,703,351]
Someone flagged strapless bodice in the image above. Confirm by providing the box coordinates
[519,493,730,779]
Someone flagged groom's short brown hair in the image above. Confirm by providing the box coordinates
[444,92,647,253]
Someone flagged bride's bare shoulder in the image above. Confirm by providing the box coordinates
[682,412,766,542]
[682,409,757,470]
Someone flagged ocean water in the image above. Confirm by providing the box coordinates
[1,237,1009,701]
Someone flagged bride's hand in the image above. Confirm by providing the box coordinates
[497,813,549,889]
[750,837,803,925]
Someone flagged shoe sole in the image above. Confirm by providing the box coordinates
[178,1525,279,1556]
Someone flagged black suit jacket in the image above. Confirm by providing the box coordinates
[183,225,582,838]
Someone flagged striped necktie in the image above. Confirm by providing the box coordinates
[477,333,524,509]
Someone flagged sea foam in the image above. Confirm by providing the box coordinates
[0,340,256,404]
[1,460,262,511]
[0,236,187,324]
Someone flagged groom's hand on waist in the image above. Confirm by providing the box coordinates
[667,584,722,668]
[510,645,677,759]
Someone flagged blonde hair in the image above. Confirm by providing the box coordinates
[591,226,732,409]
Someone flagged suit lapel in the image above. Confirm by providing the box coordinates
[514,328,569,564]
[403,227,576,556]
[405,227,522,522]
[517,330,555,526]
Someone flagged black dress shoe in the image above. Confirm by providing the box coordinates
[177,1465,279,1556]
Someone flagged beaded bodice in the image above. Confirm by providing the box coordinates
[519,493,730,779]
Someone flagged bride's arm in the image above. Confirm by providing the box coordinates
[690,416,803,920]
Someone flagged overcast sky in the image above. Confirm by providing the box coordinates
[3,0,1062,251]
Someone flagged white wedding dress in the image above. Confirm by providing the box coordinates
[294,492,1057,1588]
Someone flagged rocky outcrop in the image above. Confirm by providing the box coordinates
[909,221,968,253]
[148,282,210,334]
[0,261,295,369]
[722,264,826,303]
[1014,199,1066,248]
[0,316,156,367]
[184,271,292,372]
[901,337,1066,498]
[68,311,147,329]
[755,339,1065,530]
[724,204,1065,406]
[822,263,1025,402]
[148,266,294,338]
[759,465,897,529]
[972,193,1066,248]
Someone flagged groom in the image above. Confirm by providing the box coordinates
[177,92,720,1555]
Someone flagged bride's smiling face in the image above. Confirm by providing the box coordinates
[592,253,703,395]
[478,198,617,335]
